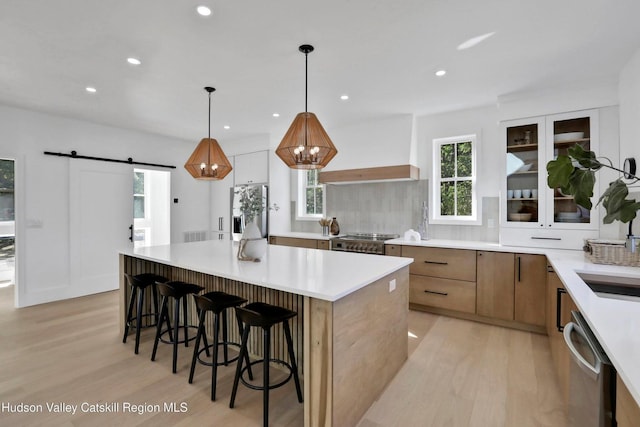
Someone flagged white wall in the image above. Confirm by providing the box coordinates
[0,103,209,307]
[322,114,415,171]
[619,48,640,180]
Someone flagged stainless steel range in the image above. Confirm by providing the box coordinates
[330,233,399,255]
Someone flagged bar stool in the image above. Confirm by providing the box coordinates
[188,291,253,401]
[229,302,303,427]
[122,273,167,354]
[151,281,204,373]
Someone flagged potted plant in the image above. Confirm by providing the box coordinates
[235,185,265,224]
[546,144,640,250]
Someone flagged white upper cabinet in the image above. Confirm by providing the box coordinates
[210,159,234,235]
[234,150,269,185]
[500,109,600,249]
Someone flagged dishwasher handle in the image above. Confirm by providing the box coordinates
[563,322,601,381]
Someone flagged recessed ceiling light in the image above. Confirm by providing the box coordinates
[127,57,141,65]
[340,95,349,100]
[85,87,97,93]
[272,113,280,117]
[457,32,496,50]
[223,125,230,130]
[435,70,447,77]
[197,6,211,16]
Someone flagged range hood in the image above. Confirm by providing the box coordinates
[319,164,419,184]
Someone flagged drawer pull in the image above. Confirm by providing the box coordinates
[424,290,448,296]
[531,237,562,241]
[424,260,449,265]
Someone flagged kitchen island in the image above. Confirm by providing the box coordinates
[119,240,412,427]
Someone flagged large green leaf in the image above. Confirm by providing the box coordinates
[599,179,640,224]
[546,155,573,188]
[567,145,601,170]
[566,169,595,210]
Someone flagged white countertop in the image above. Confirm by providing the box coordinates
[269,231,336,241]
[390,237,640,405]
[121,240,412,302]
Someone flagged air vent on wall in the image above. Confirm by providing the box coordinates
[183,230,208,242]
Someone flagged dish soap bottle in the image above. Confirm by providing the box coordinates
[330,217,340,236]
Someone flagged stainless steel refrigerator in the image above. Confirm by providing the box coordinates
[231,184,268,241]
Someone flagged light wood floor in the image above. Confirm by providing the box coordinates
[0,286,567,426]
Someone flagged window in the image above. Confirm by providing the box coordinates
[133,171,145,219]
[297,170,325,219]
[0,159,14,222]
[431,134,480,224]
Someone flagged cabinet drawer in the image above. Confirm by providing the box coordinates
[385,244,402,256]
[317,240,330,250]
[409,275,476,314]
[402,246,476,281]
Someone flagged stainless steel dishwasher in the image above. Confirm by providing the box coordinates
[564,310,616,427]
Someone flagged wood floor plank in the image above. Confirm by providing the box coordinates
[1,286,567,427]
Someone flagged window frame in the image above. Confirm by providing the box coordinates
[296,169,326,220]
[430,134,481,225]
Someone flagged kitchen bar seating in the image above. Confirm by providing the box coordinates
[151,281,204,373]
[230,302,303,427]
[188,291,253,401]
[122,273,167,354]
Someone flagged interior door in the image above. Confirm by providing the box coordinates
[69,160,133,295]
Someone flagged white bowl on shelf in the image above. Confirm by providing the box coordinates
[554,132,585,142]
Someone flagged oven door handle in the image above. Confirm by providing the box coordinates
[563,322,601,380]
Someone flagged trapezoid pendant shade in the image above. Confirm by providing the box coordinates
[184,137,233,180]
[276,112,338,170]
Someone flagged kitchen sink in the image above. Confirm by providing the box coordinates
[578,272,640,302]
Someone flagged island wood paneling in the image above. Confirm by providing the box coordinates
[304,266,409,427]
[120,254,304,373]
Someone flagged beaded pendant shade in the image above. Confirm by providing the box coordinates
[276,45,337,170]
[184,87,233,180]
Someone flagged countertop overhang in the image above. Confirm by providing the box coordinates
[121,240,412,302]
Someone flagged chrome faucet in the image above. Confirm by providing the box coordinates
[625,220,639,253]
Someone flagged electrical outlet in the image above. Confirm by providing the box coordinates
[389,278,396,293]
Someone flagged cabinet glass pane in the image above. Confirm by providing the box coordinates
[506,123,539,223]
[552,116,591,224]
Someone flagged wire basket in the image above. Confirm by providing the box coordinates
[584,239,640,267]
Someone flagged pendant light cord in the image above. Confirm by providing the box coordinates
[208,91,211,139]
[305,50,308,113]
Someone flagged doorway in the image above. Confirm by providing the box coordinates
[0,158,14,288]
[133,168,171,248]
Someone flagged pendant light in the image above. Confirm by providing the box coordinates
[276,44,337,170]
[184,87,233,180]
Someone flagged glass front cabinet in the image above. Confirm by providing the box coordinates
[500,109,600,249]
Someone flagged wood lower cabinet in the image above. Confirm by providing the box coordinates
[268,236,330,250]
[403,246,477,314]
[514,254,547,326]
[617,375,640,427]
[384,244,401,256]
[477,252,546,327]
[477,251,515,320]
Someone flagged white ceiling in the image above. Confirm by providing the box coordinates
[1,0,639,146]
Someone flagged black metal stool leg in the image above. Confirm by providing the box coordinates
[172,296,180,373]
[262,327,270,427]
[134,286,145,354]
[122,285,137,343]
[229,326,251,408]
[189,309,207,384]
[151,296,168,362]
[222,310,229,365]
[151,284,159,325]
[236,316,254,380]
[211,312,221,401]
[284,320,303,402]
[182,296,189,347]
